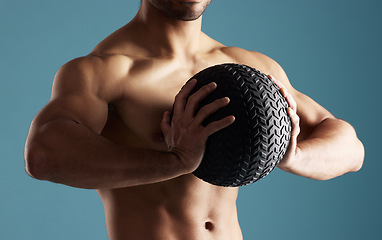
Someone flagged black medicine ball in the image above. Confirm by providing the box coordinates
[181,63,291,187]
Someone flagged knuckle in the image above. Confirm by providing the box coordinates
[220,98,229,105]
[292,125,300,134]
[171,118,179,125]
[201,103,218,114]
[225,116,232,123]
[202,83,214,92]
[188,95,197,103]
[182,119,194,129]
[293,123,300,132]
[217,98,225,104]
[198,106,208,115]
[174,94,183,102]
[179,118,188,126]
[205,123,217,133]
[292,100,297,107]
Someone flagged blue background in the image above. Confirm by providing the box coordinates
[1,0,381,239]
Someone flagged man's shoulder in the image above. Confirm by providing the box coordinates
[57,54,133,83]
[202,34,278,71]
[218,46,282,74]
[53,54,134,102]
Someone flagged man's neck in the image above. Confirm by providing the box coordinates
[130,1,204,59]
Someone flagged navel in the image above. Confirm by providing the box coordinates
[204,221,214,231]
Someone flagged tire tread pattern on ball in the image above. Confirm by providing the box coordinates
[186,64,291,187]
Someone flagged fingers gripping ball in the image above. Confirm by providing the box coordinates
[176,64,291,187]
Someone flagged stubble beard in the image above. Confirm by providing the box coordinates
[151,0,212,21]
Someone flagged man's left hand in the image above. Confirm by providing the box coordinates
[268,74,301,170]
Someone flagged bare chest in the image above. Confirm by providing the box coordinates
[100,58,218,150]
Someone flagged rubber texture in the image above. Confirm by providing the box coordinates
[178,63,291,187]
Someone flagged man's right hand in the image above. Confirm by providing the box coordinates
[160,79,235,174]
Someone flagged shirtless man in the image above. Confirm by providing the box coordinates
[24,0,365,239]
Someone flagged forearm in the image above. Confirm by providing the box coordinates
[25,119,185,189]
[279,118,364,180]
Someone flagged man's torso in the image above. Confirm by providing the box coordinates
[84,25,273,240]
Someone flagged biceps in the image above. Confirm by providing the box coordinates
[34,95,108,134]
[293,90,334,139]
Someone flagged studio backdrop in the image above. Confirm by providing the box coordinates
[0,0,381,239]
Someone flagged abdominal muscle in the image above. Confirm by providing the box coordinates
[96,108,244,240]
[97,173,242,240]
[94,52,245,239]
